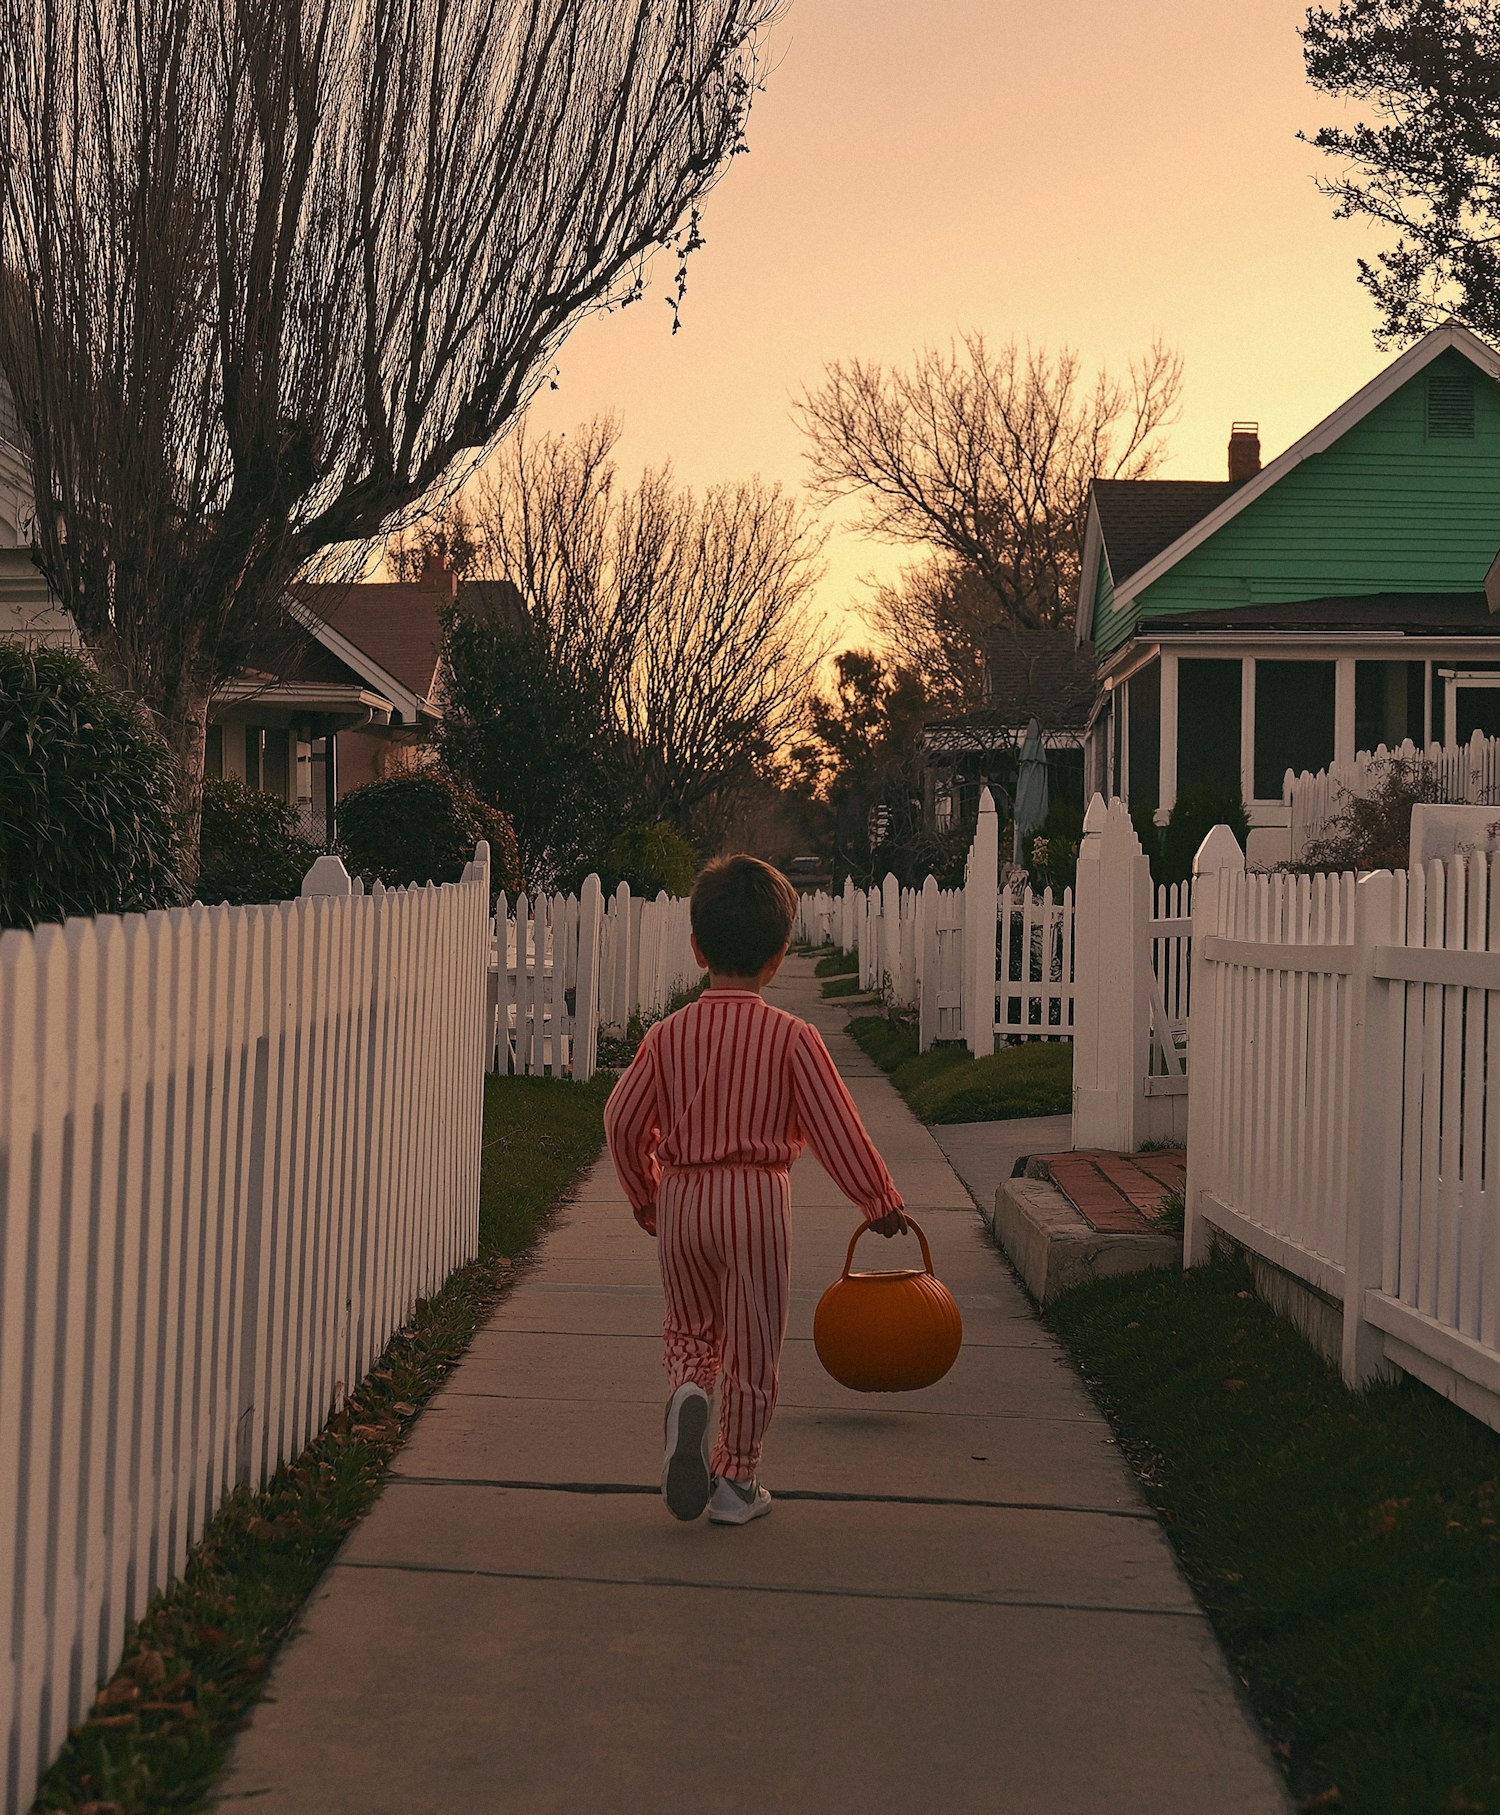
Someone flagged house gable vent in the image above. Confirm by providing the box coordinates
[1427,371,1477,438]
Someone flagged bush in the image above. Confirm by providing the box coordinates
[602,821,698,898]
[1291,755,1455,875]
[1156,784,1251,886]
[197,778,322,906]
[0,644,183,929]
[336,768,520,900]
[1025,799,1084,895]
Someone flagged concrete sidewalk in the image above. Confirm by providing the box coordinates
[215,959,1289,1815]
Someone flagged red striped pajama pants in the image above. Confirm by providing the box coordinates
[658,1164,791,1483]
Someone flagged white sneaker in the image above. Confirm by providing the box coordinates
[661,1384,711,1521]
[708,1474,772,1525]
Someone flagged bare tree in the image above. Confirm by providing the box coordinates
[861,555,996,709]
[795,336,1182,633]
[0,0,781,871]
[437,418,828,834]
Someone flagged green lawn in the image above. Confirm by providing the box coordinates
[820,973,871,998]
[846,1014,1072,1123]
[32,1072,612,1815]
[813,948,859,977]
[1046,1258,1500,1815]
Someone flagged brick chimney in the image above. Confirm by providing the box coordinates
[1228,421,1261,483]
[419,548,459,599]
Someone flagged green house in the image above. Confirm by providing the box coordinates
[1076,324,1500,865]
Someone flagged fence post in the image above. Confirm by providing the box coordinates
[301,854,353,898]
[1341,868,1403,1385]
[1070,797,1152,1151]
[964,788,999,1058]
[1183,823,1245,1266]
[917,875,940,1052]
[572,874,603,1083]
[878,872,900,1002]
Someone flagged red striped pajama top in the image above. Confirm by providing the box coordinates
[603,989,903,1222]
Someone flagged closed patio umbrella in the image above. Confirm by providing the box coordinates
[1012,716,1049,865]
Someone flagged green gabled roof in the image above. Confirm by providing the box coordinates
[1077,324,1500,656]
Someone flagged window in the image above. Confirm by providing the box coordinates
[1355,661,1425,755]
[1177,659,1242,797]
[244,725,263,790]
[1254,661,1335,799]
[1427,372,1476,439]
[205,723,224,780]
[1127,662,1160,815]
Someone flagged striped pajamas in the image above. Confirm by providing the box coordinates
[603,989,902,1481]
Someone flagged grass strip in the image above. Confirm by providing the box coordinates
[820,974,871,999]
[813,948,859,977]
[1046,1257,1500,1815]
[846,1013,1072,1123]
[31,1071,613,1815]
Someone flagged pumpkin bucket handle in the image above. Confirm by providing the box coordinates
[842,1214,934,1279]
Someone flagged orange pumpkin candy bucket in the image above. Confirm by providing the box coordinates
[813,1215,962,1392]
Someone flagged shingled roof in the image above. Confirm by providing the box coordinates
[299,580,449,705]
[983,627,1097,729]
[1090,479,1238,587]
[1153,592,1499,635]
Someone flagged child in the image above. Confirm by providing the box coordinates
[603,855,906,1526]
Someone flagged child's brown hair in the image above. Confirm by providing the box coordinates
[691,855,798,977]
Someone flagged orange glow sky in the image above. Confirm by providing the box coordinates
[512,0,1391,654]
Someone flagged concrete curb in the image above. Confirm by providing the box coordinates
[989,1174,1181,1304]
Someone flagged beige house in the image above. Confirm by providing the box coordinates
[210,569,456,837]
[0,391,477,837]
[0,385,73,648]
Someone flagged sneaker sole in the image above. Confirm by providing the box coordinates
[708,1492,773,1527]
[663,1392,711,1521]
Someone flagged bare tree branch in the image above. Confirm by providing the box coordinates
[0,0,781,868]
[429,418,828,834]
[795,335,1182,632]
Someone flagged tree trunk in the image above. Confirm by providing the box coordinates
[158,678,213,898]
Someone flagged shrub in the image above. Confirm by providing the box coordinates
[336,768,520,900]
[196,778,322,906]
[1025,799,1084,895]
[1291,755,1455,875]
[1156,784,1251,886]
[0,643,183,929]
[602,821,698,898]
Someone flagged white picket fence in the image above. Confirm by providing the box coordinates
[1071,798,1193,1151]
[796,793,1079,1057]
[0,849,491,1815]
[490,879,697,1081]
[796,795,1192,1139]
[1284,730,1500,861]
[1187,838,1500,1427]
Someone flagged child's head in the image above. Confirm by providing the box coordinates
[691,855,798,978]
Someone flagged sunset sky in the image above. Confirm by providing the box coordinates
[516,0,1391,652]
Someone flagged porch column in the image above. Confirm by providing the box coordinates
[324,729,339,839]
[1158,652,1178,818]
[1334,656,1356,765]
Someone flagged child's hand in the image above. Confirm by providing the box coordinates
[867,1209,907,1238]
[635,1202,657,1237]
